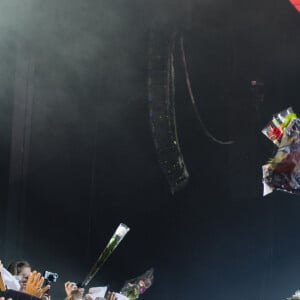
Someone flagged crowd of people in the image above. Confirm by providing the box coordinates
[0,260,119,300]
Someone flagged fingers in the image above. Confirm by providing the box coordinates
[32,271,41,285]
[41,285,50,294]
[64,281,84,299]
[26,271,51,298]
[66,282,77,291]
[26,271,35,285]
[106,291,111,300]
[65,281,71,291]
[65,281,77,296]
[106,292,118,300]
[27,271,43,286]
[41,292,51,300]
[37,276,45,288]
[65,281,73,289]
[65,281,70,287]
[78,288,84,296]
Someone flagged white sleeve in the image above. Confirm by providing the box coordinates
[0,266,21,291]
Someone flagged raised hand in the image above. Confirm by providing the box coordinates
[64,281,84,300]
[106,292,118,300]
[25,271,50,298]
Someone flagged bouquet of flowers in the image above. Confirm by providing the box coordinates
[287,290,300,300]
[120,268,154,300]
[262,107,300,196]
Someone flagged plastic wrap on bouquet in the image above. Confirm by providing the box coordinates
[120,268,154,300]
[262,107,300,196]
[262,107,296,145]
[287,290,300,300]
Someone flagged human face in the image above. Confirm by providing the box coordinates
[19,267,31,291]
[19,266,31,278]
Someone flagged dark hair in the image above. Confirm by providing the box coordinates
[7,260,31,276]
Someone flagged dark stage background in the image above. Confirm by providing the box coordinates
[1,0,300,299]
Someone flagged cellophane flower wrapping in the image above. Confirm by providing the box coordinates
[287,290,300,300]
[119,268,154,300]
[262,107,300,195]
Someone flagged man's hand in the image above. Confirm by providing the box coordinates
[25,271,50,298]
[41,292,51,300]
[64,282,84,300]
[106,292,118,300]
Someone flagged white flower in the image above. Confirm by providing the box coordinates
[287,290,300,300]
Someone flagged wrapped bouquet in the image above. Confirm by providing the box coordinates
[120,268,154,300]
[262,107,300,196]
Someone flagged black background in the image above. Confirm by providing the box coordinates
[1,0,300,299]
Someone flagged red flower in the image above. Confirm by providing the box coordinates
[268,127,282,139]
[289,0,300,12]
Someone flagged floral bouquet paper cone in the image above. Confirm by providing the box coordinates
[80,223,130,287]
